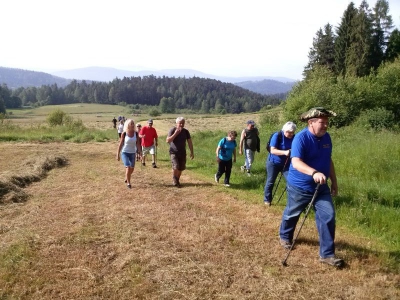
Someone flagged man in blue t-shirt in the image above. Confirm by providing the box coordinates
[215,131,237,187]
[279,107,343,268]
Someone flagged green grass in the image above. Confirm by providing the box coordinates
[8,103,126,116]
[0,122,116,143]
[1,108,399,271]
[156,126,400,271]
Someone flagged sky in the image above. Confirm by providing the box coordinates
[1,0,400,80]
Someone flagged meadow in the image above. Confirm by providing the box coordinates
[0,103,399,298]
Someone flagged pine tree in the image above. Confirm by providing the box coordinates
[303,24,336,78]
[345,0,374,77]
[370,0,394,69]
[385,29,400,61]
[334,2,358,76]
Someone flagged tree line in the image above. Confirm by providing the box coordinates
[304,0,399,78]
[283,0,400,130]
[0,76,284,115]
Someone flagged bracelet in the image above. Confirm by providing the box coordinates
[311,170,319,177]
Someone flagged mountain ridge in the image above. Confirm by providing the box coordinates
[0,66,297,95]
[50,66,297,84]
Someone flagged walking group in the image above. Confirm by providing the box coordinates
[116,116,193,189]
[115,107,343,268]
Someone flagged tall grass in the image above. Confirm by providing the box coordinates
[156,124,400,270]
[2,110,399,270]
[0,122,116,143]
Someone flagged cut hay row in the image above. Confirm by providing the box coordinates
[0,155,68,204]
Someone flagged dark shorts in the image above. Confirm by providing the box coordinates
[170,153,186,171]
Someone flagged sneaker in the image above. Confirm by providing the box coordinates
[279,238,292,250]
[240,165,246,172]
[264,201,271,206]
[247,171,251,177]
[214,174,219,183]
[142,162,146,166]
[127,184,132,189]
[224,183,230,187]
[152,162,157,168]
[319,256,344,267]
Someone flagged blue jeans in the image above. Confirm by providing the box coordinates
[279,184,336,258]
[264,161,287,203]
[244,148,255,171]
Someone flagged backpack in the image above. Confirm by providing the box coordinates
[220,137,237,155]
[266,131,283,153]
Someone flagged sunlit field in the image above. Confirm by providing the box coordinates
[0,103,399,298]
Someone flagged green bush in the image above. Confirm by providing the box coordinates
[355,108,395,130]
[149,109,161,117]
[46,109,72,126]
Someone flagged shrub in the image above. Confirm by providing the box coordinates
[149,109,161,117]
[46,109,71,126]
[355,108,395,130]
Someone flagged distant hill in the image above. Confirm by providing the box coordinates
[0,67,72,88]
[234,79,297,95]
[50,66,297,84]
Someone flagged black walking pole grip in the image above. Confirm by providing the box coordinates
[281,183,321,267]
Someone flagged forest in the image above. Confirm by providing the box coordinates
[284,0,400,129]
[0,75,284,115]
[1,0,400,119]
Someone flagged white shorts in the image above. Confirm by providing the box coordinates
[142,145,155,155]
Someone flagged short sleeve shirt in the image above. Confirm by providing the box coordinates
[287,128,332,192]
[168,127,191,155]
[218,138,237,161]
[139,126,158,147]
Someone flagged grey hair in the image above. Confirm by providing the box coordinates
[282,121,297,132]
[176,116,185,123]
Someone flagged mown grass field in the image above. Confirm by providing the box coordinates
[0,104,399,299]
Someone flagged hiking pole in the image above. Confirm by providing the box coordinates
[271,156,289,201]
[276,187,286,204]
[282,183,320,267]
[155,142,157,166]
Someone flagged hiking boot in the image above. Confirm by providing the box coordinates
[214,174,219,183]
[173,176,180,187]
[319,256,344,267]
[152,162,157,168]
[280,238,292,250]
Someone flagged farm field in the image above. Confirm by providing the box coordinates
[0,104,399,299]
[6,104,265,135]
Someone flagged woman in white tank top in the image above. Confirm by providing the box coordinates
[116,119,142,189]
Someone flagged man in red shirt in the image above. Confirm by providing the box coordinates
[139,119,159,168]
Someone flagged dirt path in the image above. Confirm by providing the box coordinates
[0,142,398,299]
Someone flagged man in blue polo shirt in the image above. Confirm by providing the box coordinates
[279,107,343,267]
